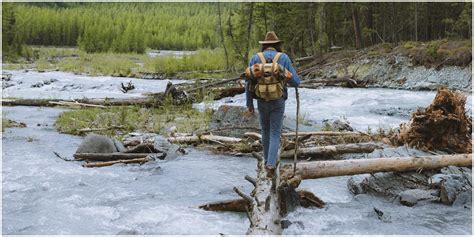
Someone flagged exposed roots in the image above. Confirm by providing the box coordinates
[392,87,472,153]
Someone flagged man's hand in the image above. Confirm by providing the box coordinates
[248,107,255,115]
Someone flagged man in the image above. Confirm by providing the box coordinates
[245,31,300,176]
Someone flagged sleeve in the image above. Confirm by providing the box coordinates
[245,54,258,109]
[281,54,300,87]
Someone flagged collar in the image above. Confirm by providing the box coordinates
[264,47,277,52]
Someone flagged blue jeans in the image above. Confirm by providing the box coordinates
[257,98,285,167]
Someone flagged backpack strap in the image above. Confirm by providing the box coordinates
[257,52,266,64]
[271,52,282,75]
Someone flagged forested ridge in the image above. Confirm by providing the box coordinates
[3,2,471,64]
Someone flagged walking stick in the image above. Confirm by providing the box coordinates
[293,87,300,176]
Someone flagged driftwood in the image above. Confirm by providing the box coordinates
[73,152,153,161]
[199,190,325,212]
[82,157,150,168]
[78,126,124,134]
[2,97,158,107]
[168,134,242,144]
[392,88,472,153]
[282,131,366,137]
[49,101,107,108]
[242,152,283,234]
[280,142,382,159]
[281,154,472,182]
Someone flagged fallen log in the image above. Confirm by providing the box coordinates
[280,142,382,159]
[168,134,242,144]
[243,152,283,234]
[2,97,159,107]
[78,126,124,134]
[199,189,325,212]
[281,154,472,181]
[282,131,367,137]
[49,101,107,108]
[73,152,153,161]
[82,157,150,168]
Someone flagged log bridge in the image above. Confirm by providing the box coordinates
[200,153,472,234]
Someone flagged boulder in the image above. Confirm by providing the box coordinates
[208,105,260,138]
[398,189,438,206]
[76,134,117,153]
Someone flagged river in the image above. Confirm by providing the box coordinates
[2,70,472,234]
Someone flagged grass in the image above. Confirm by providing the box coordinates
[399,39,471,68]
[5,46,230,78]
[55,103,214,137]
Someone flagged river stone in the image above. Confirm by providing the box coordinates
[208,105,260,138]
[113,139,126,152]
[429,166,472,205]
[331,119,354,131]
[452,190,472,207]
[347,147,438,198]
[75,133,117,153]
[154,136,183,159]
[398,189,438,206]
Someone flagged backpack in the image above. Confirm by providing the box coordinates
[245,52,292,101]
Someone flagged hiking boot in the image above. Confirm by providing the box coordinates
[265,165,275,178]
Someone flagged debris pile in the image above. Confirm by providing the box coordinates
[393,87,472,153]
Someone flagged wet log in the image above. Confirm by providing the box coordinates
[244,152,283,234]
[2,97,159,107]
[301,76,358,88]
[49,101,107,108]
[281,154,472,181]
[78,126,124,134]
[282,131,366,137]
[82,157,150,168]
[73,152,152,161]
[280,142,382,159]
[199,190,325,212]
[168,134,242,144]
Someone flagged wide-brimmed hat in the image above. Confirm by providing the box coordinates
[259,31,282,44]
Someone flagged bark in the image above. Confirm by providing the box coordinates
[199,190,325,212]
[301,76,358,88]
[243,3,254,66]
[168,134,242,144]
[352,4,364,49]
[281,154,472,181]
[244,152,283,234]
[280,143,382,159]
[49,101,107,108]
[2,97,158,107]
[73,152,154,161]
[82,157,150,168]
[282,131,366,137]
[217,1,230,70]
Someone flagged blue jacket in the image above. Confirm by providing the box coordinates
[245,49,300,109]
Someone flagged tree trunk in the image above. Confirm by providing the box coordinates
[74,152,156,161]
[168,134,242,144]
[243,3,254,67]
[351,4,364,49]
[281,154,472,181]
[414,2,418,41]
[217,2,230,70]
[282,131,366,137]
[82,157,150,168]
[243,152,283,234]
[280,143,382,159]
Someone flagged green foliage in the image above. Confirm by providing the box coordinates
[11,3,224,53]
[55,104,213,136]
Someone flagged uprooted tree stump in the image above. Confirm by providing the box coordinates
[392,87,472,153]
